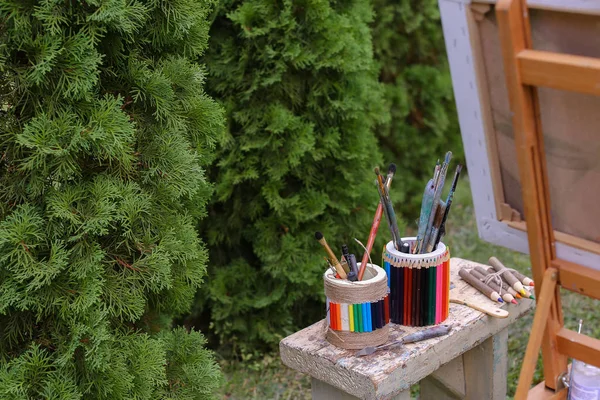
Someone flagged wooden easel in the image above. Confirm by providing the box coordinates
[496,0,600,398]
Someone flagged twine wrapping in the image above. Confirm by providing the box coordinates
[323,264,388,304]
[384,238,449,268]
[466,266,520,296]
[326,324,389,349]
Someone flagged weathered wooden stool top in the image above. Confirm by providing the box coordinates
[279,257,535,400]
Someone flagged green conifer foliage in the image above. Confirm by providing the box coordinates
[371,0,463,216]
[195,0,388,355]
[0,1,223,398]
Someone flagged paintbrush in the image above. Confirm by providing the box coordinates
[425,199,446,253]
[433,164,462,250]
[375,169,404,251]
[355,325,453,357]
[358,164,396,280]
[423,152,452,252]
[315,232,347,279]
[415,179,435,253]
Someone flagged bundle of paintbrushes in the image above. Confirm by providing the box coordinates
[315,163,404,282]
[413,152,462,254]
[315,232,370,282]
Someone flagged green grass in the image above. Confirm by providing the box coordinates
[219,177,599,399]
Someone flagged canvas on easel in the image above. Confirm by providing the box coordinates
[437,0,600,271]
[438,0,600,398]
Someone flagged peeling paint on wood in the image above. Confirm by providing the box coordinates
[279,258,534,400]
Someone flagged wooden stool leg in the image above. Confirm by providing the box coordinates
[462,328,509,400]
[311,378,411,400]
[420,357,465,399]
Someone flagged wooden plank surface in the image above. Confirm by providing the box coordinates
[518,50,600,96]
[279,258,535,400]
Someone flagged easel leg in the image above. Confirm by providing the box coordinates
[462,328,509,400]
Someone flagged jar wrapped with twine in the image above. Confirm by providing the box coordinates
[324,263,389,349]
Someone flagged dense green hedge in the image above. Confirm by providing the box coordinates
[189,0,463,356]
[188,0,387,356]
[372,0,462,218]
[0,1,223,398]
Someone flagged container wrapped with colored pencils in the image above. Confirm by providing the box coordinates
[384,237,450,327]
[324,263,390,349]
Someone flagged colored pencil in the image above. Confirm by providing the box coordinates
[459,268,503,303]
[361,303,367,332]
[341,303,349,330]
[411,266,417,325]
[398,266,404,324]
[422,266,429,324]
[405,267,410,325]
[489,257,527,296]
[372,302,378,330]
[429,266,436,325]
[436,264,443,324]
[385,261,391,288]
[444,260,450,320]
[471,269,517,304]
[330,302,335,330]
[390,262,396,322]
[384,294,390,324]
[481,267,520,297]
[348,304,355,332]
[510,269,534,287]
[416,267,422,326]
[331,302,336,330]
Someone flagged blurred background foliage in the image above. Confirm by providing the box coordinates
[184,0,464,360]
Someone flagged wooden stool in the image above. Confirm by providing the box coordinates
[280,258,535,399]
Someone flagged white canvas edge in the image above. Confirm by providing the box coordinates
[438,0,600,271]
[443,0,600,16]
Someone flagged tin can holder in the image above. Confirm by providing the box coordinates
[383,237,450,327]
[324,263,390,349]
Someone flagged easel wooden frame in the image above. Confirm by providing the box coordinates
[496,0,600,398]
[437,0,600,398]
[436,0,600,273]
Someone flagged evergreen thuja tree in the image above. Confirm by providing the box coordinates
[0,1,223,398]
[371,0,463,217]
[192,0,388,355]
